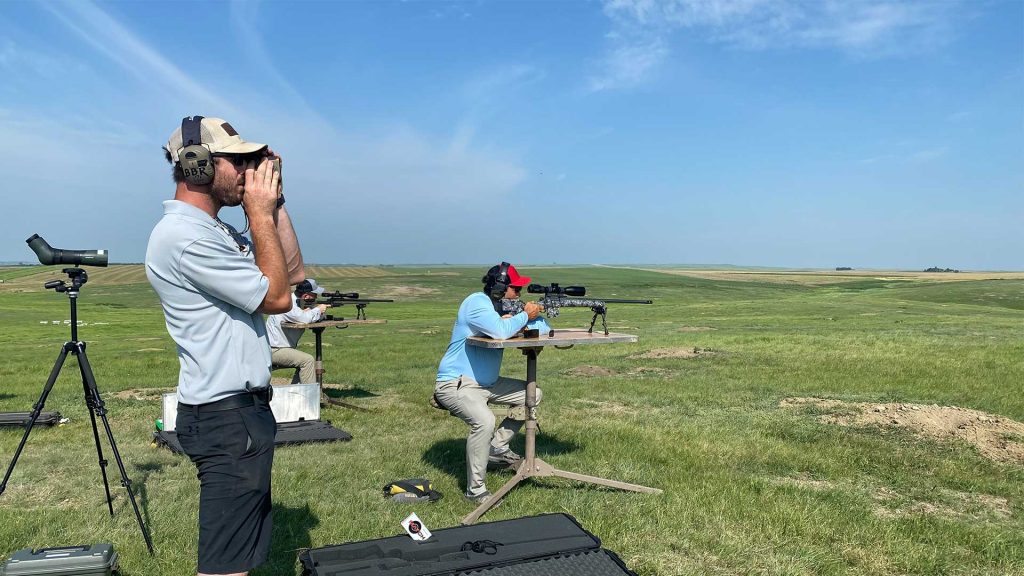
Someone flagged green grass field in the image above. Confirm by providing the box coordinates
[1,265,1022,575]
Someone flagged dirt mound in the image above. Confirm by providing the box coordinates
[564,365,618,377]
[781,397,1024,466]
[631,347,715,360]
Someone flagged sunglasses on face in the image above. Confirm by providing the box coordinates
[214,153,263,167]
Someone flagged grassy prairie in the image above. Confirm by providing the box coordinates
[0,265,1021,575]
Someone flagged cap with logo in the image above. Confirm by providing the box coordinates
[165,117,267,163]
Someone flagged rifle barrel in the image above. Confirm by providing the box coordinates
[589,298,653,304]
[322,298,394,304]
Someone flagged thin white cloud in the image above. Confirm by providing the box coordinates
[591,0,966,90]
[41,0,237,115]
[450,63,544,155]
[228,0,326,124]
[588,36,667,92]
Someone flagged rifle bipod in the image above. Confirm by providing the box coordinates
[587,305,609,335]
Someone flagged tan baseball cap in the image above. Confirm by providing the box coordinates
[165,116,267,163]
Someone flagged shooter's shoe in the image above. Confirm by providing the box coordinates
[464,491,502,508]
[488,448,523,470]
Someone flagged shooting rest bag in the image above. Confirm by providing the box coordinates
[383,478,443,503]
[154,420,351,454]
[298,513,637,576]
[2,544,118,575]
[0,412,62,428]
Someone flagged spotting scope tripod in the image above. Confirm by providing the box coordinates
[0,267,155,554]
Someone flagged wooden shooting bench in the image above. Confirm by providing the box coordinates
[280,318,385,411]
[461,328,662,525]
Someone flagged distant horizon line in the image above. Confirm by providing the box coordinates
[1,262,1022,273]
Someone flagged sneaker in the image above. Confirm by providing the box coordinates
[488,448,523,469]
[464,491,502,508]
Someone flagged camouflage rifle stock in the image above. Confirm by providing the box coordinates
[500,283,652,335]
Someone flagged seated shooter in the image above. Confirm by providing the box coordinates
[433,262,543,503]
[265,279,330,383]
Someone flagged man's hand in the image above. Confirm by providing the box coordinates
[242,157,280,218]
[317,304,330,314]
[524,302,543,320]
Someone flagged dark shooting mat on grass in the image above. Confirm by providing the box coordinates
[154,420,351,454]
[0,411,62,428]
[298,513,636,576]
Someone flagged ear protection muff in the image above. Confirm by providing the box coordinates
[483,262,512,299]
[178,116,214,186]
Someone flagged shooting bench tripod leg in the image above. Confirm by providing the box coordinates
[313,327,326,387]
[462,345,661,525]
[547,468,662,493]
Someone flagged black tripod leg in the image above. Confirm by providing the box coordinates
[1,345,71,495]
[76,345,156,554]
[74,346,114,515]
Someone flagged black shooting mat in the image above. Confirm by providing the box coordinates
[154,420,351,454]
[460,549,635,576]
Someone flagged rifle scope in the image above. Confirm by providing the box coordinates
[26,234,108,267]
[322,291,360,299]
[527,283,585,297]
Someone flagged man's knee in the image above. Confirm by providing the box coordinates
[468,415,495,438]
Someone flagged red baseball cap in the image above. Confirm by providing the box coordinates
[507,264,531,287]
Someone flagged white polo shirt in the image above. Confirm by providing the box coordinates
[145,200,271,405]
[266,299,323,349]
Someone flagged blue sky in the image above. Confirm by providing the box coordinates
[1,0,1021,269]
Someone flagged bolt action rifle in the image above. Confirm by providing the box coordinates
[301,290,394,320]
[500,283,652,335]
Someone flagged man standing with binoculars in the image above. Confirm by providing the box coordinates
[146,116,303,576]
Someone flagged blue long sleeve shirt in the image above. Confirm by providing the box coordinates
[436,292,529,386]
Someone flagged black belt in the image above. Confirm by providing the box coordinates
[179,387,273,415]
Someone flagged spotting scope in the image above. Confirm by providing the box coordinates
[26,234,108,267]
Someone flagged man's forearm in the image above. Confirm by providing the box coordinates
[251,214,290,308]
[275,206,305,285]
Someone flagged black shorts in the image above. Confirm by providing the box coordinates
[176,400,276,574]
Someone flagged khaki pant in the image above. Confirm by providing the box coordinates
[434,376,542,497]
[271,347,316,384]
